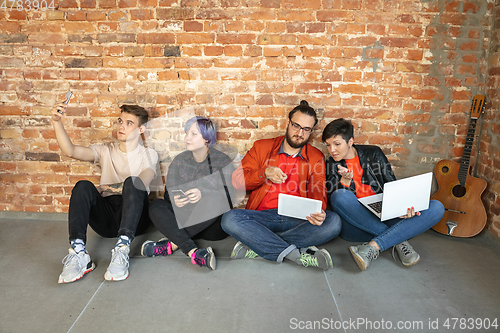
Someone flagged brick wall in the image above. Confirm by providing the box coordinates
[479,0,500,237]
[0,0,498,237]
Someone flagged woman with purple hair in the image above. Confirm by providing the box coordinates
[141,116,235,270]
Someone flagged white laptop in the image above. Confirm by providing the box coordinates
[278,193,322,220]
[358,172,433,221]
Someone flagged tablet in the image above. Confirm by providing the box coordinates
[278,193,322,220]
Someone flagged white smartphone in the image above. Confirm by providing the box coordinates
[64,91,72,104]
[58,91,72,114]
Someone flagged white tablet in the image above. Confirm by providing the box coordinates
[278,193,322,220]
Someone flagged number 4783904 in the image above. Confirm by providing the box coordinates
[0,0,55,11]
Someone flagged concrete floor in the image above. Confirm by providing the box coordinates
[1,216,499,333]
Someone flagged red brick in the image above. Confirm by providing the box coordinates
[452,90,472,101]
[379,37,417,48]
[67,11,87,21]
[177,33,215,44]
[322,0,341,9]
[407,50,423,60]
[214,58,254,68]
[277,10,315,22]
[334,84,372,94]
[367,24,385,35]
[99,0,117,8]
[261,0,280,8]
[287,22,305,33]
[175,58,213,68]
[225,21,244,32]
[131,9,154,20]
[342,0,361,10]
[244,45,262,57]
[217,34,256,44]
[317,10,355,22]
[0,106,30,115]
[460,41,478,51]
[118,0,137,7]
[457,65,476,75]
[298,35,335,45]
[440,13,467,25]
[224,45,243,56]
[296,83,332,94]
[86,12,106,20]
[204,46,224,56]
[8,11,27,20]
[462,54,478,63]
[337,36,377,47]
[184,21,204,32]
[137,33,175,44]
[346,23,365,34]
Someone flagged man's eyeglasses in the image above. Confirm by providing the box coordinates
[289,120,313,133]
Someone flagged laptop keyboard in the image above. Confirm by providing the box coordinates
[367,201,383,214]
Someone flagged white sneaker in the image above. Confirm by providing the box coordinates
[394,241,420,267]
[104,245,130,281]
[58,248,95,284]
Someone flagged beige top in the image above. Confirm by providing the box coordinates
[90,142,158,196]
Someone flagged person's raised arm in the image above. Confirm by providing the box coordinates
[51,101,94,162]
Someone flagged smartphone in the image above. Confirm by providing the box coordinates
[58,91,72,114]
[172,189,191,202]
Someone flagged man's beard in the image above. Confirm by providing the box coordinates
[285,127,309,149]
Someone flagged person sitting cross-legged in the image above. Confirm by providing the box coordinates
[221,101,342,270]
[323,118,444,271]
[141,116,236,270]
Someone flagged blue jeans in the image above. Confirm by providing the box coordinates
[221,209,341,262]
[330,189,444,252]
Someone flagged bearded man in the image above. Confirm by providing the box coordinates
[221,101,341,270]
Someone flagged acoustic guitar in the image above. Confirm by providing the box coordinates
[431,95,487,237]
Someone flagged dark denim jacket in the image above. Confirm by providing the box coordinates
[325,144,396,197]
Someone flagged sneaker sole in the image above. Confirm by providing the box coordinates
[230,242,243,259]
[349,246,368,271]
[401,254,421,267]
[207,247,216,270]
[104,269,129,281]
[58,261,95,284]
[318,249,334,269]
[140,240,154,257]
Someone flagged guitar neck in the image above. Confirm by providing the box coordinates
[458,118,477,186]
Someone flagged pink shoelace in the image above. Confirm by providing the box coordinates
[154,241,172,256]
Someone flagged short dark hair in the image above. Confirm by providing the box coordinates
[322,118,354,142]
[119,105,149,127]
[288,100,318,127]
[184,116,217,147]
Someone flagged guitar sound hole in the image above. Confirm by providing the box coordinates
[442,166,449,173]
[452,185,467,198]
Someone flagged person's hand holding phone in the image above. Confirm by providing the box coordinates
[185,188,202,204]
[173,190,190,208]
[51,91,72,122]
[337,165,353,187]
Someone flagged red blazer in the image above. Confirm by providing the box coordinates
[232,136,327,211]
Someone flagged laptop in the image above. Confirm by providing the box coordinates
[278,193,322,220]
[358,172,433,221]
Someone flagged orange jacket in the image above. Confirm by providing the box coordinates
[232,136,327,211]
